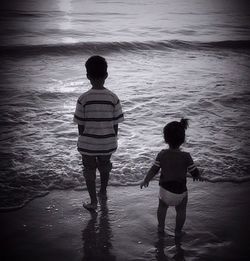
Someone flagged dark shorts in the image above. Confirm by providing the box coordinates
[82,155,112,178]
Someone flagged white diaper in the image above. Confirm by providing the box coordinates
[159,186,187,206]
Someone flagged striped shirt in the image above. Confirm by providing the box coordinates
[73,88,124,156]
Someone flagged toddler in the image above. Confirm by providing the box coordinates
[140,119,202,238]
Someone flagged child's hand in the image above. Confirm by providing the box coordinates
[140,180,149,189]
[193,175,205,182]
[193,169,206,182]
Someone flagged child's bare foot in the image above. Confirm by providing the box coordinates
[157,226,165,235]
[175,230,186,239]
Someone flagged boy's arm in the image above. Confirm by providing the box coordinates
[78,125,85,135]
[73,97,85,131]
[113,98,124,127]
[114,124,118,135]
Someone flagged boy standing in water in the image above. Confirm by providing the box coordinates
[140,119,202,238]
[74,56,124,210]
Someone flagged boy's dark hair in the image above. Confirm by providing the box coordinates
[163,118,189,148]
[85,55,108,79]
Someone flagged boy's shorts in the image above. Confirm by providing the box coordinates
[159,186,187,206]
[82,155,112,175]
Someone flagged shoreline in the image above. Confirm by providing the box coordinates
[1,180,250,260]
[2,176,250,213]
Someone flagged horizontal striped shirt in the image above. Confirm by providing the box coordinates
[73,88,124,155]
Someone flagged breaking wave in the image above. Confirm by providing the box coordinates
[1,39,250,56]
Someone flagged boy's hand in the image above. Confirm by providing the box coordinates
[140,180,149,189]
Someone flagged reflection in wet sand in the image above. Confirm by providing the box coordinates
[155,233,185,261]
[81,199,116,261]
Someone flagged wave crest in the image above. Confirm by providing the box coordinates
[1,39,250,56]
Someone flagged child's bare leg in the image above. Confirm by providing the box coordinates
[175,195,188,237]
[157,199,168,233]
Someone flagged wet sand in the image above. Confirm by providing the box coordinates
[0,180,250,261]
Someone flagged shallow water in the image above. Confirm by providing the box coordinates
[1,181,249,260]
[0,0,250,209]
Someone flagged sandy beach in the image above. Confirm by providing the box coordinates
[1,180,250,261]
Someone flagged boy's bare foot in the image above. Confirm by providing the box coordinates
[98,190,108,200]
[83,202,97,211]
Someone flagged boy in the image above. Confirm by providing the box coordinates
[74,55,124,210]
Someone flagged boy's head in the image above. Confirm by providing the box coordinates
[163,119,189,148]
[85,55,108,80]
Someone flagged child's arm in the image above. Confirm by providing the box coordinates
[140,151,162,189]
[187,153,204,181]
[140,164,160,189]
[189,167,204,181]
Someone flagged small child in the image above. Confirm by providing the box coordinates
[140,119,202,238]
[74,55,124,210]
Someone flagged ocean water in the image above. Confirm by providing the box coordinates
[0,0,250,210]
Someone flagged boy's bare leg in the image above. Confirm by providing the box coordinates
[99,172,110,195]
[175,195,188,237]
[157,199,168,233]
[82,156,98,209]
[97,155,112,197]
[84,170,98,207]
